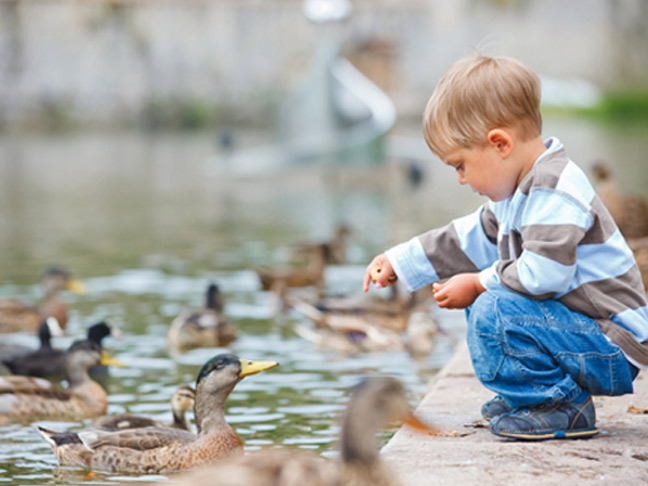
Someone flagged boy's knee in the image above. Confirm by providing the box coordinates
[466,291,500,334]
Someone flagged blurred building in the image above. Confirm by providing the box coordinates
[0,0,646,129]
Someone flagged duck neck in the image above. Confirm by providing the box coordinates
[194,383,234,435]
[340,403,381,465]
[172,409,191,430]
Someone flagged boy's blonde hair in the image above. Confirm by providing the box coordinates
[423,55,542,158]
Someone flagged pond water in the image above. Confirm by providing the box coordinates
[0,116,646,484]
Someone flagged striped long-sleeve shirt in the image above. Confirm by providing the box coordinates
[386,138,648,368]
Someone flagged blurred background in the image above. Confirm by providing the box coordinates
[0,0,647,484]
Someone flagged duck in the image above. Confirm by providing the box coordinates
[167,283,237,351]
[138,376,435,486]
[293,224,352,265]
[0,266,87,333]
[37,353,278,474]
[96,384,195,432]
[0,339,125,422]
[290,286,438,353]
[2,321,120,377]
[0,317,64,367]
[591,162,648,238]
[256,243,328,293]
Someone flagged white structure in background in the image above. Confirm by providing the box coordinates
[303,0,353,23]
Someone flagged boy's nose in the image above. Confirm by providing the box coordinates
[458,174,467,185]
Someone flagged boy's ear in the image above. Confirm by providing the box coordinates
[486,128,513,158]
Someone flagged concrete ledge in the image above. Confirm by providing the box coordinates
[383,341,648,485]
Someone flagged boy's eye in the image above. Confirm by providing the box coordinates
[455,164,463,172]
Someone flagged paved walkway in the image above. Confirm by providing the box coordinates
[382,339,648,485]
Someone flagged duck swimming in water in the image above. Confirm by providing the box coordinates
[0,266,86,333]
[0,339,125,422]
[138,376,436,486]
[38,353,278,474]
[167,284,237,351]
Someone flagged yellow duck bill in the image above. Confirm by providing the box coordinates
[238,358,278,377]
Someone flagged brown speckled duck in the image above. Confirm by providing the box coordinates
[167,284,237,351]
[0,339,125,422]
[0,266,87,333]
[37,353,278,474]
[96,384,195,431]
[140,377,435,486]
[256,243,328,293]
[290,286,438,353]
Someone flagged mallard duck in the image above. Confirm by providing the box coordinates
[167,284,237,350]
[592,162,648,238]
[290,286,438,352]
[140,376,435,486]
[2,321,120,377]
[0,266,87,333]
[96,384,195,431]
[294,224,351,264]
[0,317,64,367]
[0,339,125,422]
[256,243,328,293]
[37,353,278,474]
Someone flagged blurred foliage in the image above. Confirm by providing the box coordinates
[543,88,648,124]
[585,89,648,123]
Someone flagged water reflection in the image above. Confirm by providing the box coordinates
[0,118,647,483]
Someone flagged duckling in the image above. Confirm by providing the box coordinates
[139,377,435,486]
[592,162,648,238]
[0,317,64,366]
[256,243,328,293]
[96,384,195,431]
[37,353,278,474]
[2,321,120,378]
[167,284,237,351]
[0,266,87,333]
[0,339,125,422]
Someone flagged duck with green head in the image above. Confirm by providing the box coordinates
[38,353,278,474]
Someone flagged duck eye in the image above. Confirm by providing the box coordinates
[215,359,226,369]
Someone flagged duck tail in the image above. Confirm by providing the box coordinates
[36,425,82,448]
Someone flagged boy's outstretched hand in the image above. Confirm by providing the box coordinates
[363,254,397,292]
[433,273,485,309]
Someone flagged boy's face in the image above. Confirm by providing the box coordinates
[443,143,519,202]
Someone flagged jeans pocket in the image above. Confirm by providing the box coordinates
[556,350,635,396]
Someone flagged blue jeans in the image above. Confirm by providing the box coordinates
[466,290,639,409]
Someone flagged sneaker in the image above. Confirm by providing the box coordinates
[489,392,598,441]
[481,395,513,421]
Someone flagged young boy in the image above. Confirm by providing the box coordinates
[363,55,648,440]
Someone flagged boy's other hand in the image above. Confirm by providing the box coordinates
[433,273,485,309]
[363,254,397,292]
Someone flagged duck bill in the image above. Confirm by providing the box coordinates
[403,413,439,434]
[238,358,278,378]
[65,278,88,295]
[100,350,127,367]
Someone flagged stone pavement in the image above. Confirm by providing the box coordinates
[382,340,648,486]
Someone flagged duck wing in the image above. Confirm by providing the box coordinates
[96,414,161,431]
[0,375,68,398]
[78,426,196,451]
